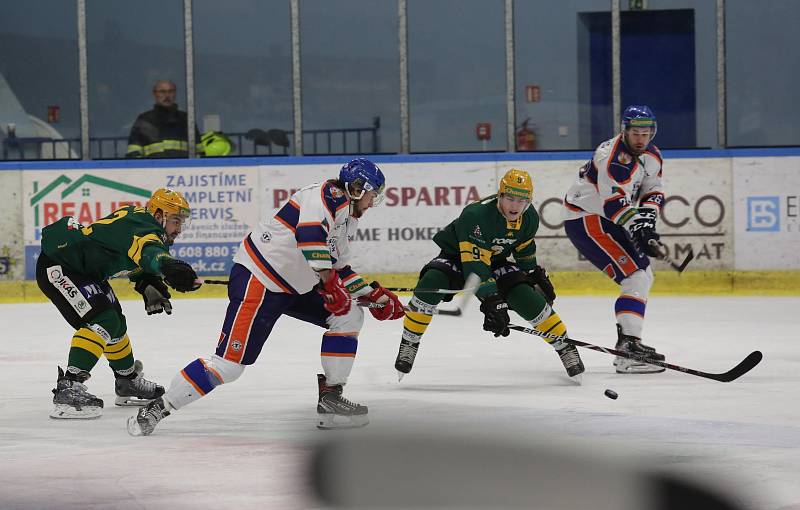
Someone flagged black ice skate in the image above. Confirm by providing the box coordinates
[114,362,165,406]
[552,341,585,382]
[614,325,666,374]
[50,366,104,419]
[316,374,368,430]
[394,338,420,380]
[126,397,171,436]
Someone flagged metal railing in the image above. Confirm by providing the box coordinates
[1,117,381,160]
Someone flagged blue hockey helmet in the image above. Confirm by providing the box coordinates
[339,158,386,203]
[621,105,657,140]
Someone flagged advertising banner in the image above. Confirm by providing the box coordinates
[259,162,498,273]
[19,156,737,280]
[22,167,259,278]
[733,156,800,269]
[0,170,23,280]
[492,158,733,271]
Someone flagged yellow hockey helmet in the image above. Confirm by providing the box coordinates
[498,168,533,201]
[147,188,191,224]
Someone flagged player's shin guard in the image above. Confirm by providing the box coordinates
[321,333,358,386]
[67,326,107,374]
[163,355,244,410]
[395,296,435,377]
[528,306,585,379]
[104,333,135,376]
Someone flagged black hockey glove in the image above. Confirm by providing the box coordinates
[528,265,556,303]
[134,274,172,315]
[480,293,510,338]
[627,208,662,258]
[161,258,201,292]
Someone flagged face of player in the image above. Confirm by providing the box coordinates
[497,194,530,222]
[624,127,653,155]
[350,189,379,218]
[155,211,187,245]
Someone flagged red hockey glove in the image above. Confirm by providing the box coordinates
[359,282,405,321]
[317,271,352,316]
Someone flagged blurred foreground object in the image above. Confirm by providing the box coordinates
[311,430,752,510]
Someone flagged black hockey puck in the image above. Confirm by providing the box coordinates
[604,389,619,400]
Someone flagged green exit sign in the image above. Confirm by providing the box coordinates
[629,0,647,10]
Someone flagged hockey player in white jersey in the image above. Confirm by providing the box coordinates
[127,158,405,435]
[563,105,667,374]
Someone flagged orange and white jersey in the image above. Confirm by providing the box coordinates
[563,133,665,226]
[233,181,369,295]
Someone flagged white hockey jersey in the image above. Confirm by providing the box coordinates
[563,133,665,226]
[233,180,370,295]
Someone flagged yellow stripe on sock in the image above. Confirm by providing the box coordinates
[535,312,567,341]
[403,311,432,334]
[71,328,106,358]
[104,335,132,360]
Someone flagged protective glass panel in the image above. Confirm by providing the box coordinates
[726,0,800,147]
[409,0,506,153]
[621,0,717,149]
[194,0,292,157]
[0,0,80,160]
[87,0,186,159]
[300,0,399,155]
[514,0,610,151]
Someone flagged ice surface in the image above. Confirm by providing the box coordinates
[1,296,798,509]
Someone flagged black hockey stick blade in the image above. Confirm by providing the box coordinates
[705,350,763,382]
[508,324,763,383]
[672,249,695,273]
[201,279,229,285]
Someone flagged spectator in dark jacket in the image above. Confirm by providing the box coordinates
[126,80,201,158]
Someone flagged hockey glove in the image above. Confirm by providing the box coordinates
[627,208,662,258]
[480,293,510,338]
[359,282,405,321]
[317,271,352,316]
[161,258,201,292]
[134,274,172,315]
[528,265,556,303]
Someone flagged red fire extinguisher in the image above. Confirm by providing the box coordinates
[516,118,536,151]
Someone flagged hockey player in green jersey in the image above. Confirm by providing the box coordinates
[394,169,584,382]
[36,188,201,419]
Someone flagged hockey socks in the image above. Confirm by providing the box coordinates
[67,327,106,373]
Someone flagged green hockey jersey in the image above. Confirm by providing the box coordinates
[433,195,539,298]
[40,205,171,281]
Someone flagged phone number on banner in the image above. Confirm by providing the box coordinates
[169,242,240,275]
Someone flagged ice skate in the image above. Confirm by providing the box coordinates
[394,338,420,381]
[127,397,171,436]
[552,340,585,384]
[50,367,104,419]
[316,374,369,430]
[114,361,165,406]
[614,325,665,374]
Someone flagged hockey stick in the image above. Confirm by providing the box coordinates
[508,324,762,383]
[202,279,483,295]
[364,273,480,317]
[383,286,475,295]
[649,240,694,273]
[202,278,476,316]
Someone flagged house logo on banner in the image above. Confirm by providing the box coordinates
[746,196,780,232]
[23,173,152,279]
[29,174,151,240]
